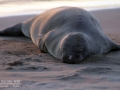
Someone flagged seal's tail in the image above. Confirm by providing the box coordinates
[0,23,24,36]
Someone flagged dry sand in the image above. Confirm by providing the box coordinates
[0,8,120,90]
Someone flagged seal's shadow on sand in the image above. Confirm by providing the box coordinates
[83,51,120,65]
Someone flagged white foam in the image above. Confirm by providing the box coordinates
[0,6,120,18]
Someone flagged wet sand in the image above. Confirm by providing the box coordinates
[0,8,120,90]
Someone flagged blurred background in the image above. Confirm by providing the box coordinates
[0,0,120,17]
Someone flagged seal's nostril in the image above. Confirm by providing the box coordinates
[68,55,72,60]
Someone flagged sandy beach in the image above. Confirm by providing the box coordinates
[0,7,120,90]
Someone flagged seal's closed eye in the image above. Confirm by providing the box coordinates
[76,47,83,52]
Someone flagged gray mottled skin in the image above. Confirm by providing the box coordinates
[0,7,120,63]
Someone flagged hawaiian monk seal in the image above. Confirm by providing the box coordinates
[0,7,120,64]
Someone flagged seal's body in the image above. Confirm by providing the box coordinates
[0,7,120,63]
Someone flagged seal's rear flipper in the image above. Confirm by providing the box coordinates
[0,23,24,36]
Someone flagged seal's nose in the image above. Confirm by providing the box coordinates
[62,54,82,64]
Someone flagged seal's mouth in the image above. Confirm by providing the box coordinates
[62,53,83,64]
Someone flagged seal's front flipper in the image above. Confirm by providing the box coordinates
[38,30,55,53]
[0,23,24,36]
[111,43,120,51]
[115,44,120,51]
[37,34,46,52]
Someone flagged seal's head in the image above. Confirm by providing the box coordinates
[61,33,90,64]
